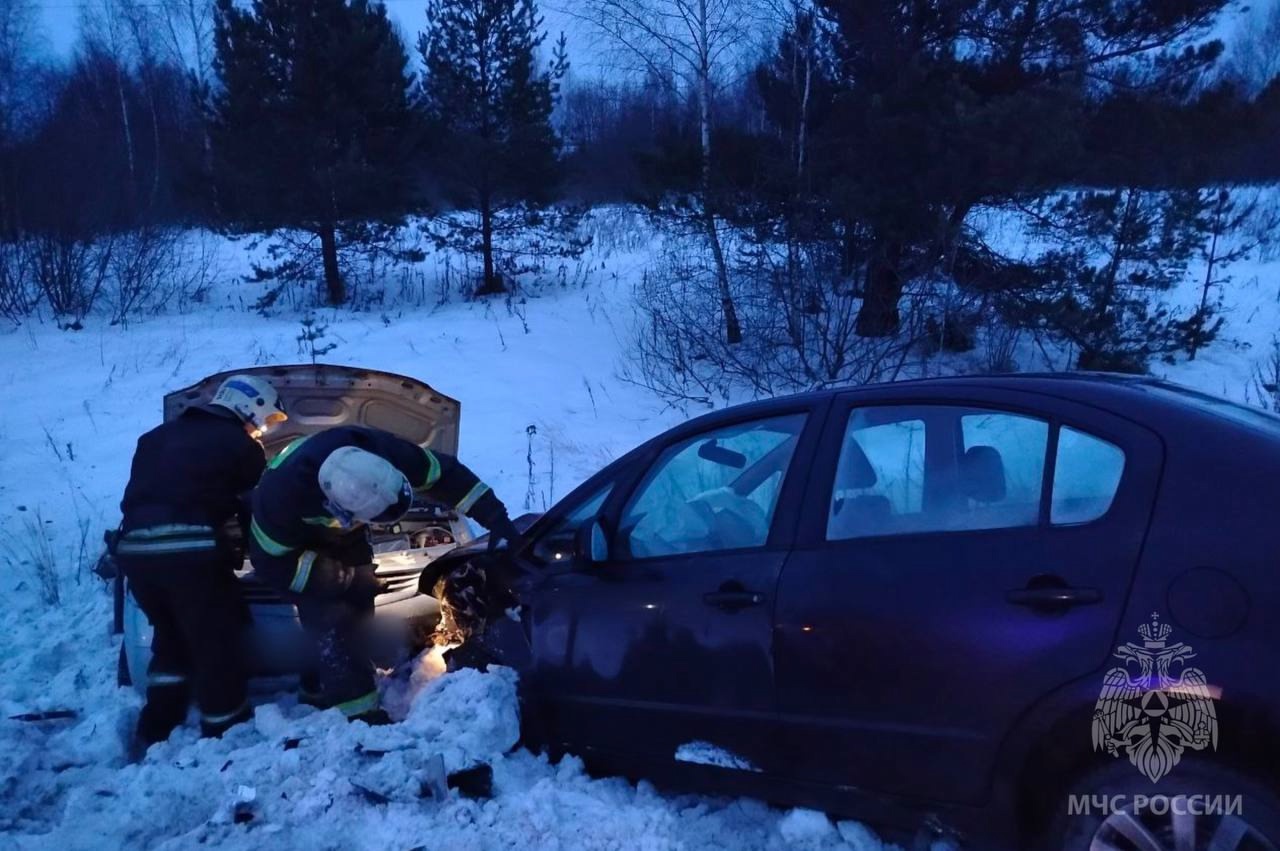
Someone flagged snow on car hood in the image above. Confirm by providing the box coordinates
[164,364,461,457]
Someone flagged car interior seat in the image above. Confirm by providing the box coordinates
[956,444,1039,528]
[959,445,1007,503]
[830,437,891,538]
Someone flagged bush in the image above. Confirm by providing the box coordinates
[27,233,110,328]
[108,227,187,325]
[625,227,915,407]
[0,241,34,323]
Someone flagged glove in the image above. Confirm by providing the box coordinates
[343,563,387,611]
[466,490,521,549]
[486,513,525,553]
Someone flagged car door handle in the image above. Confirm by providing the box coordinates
[1006,586,1102,609]
[703,590,764,610]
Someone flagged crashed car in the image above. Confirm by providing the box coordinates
[114,364,473,691]
[435,373,1280,851]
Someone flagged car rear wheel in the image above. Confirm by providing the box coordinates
[1046,761,1280,851]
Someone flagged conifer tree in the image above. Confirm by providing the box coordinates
[419,0,566,295]
[211,0,417,305]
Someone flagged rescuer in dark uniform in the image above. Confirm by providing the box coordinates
[248,426,518,724]
[116,374,286,745]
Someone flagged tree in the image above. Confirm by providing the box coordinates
[814,0,1230,337]
[155,0,216,92]
[1173,187,1260,360]
[1009,188,1208,372]
[570,0,757,343]
[419,0,566,295]
[1226,0,1280,95]
[211,0,418,305]
[0,0,42,237]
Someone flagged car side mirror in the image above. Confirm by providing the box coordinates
[574,518,610,565]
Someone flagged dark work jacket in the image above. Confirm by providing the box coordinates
[248,426,504,596]
[120,406,266,535]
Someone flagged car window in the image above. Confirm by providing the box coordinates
[531,482,614,564]
[1051,427,1125,524]
[831,416,926,521]
[619,414,807,559]
[827,406,1048,540]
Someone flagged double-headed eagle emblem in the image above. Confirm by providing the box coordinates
[1092,612,1218,783]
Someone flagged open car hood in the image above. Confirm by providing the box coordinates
[164,364,461,456]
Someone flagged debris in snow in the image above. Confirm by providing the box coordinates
[211,785,259,826]
[418,753,450,801]
[446,762,493,799]
[350,781,392,806]
[9,709,77,722]
[675,740,762,772]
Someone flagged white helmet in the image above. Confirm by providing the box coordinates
[210,374,287,433]
[318,446,413,527]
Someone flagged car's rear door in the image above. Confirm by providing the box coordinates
[524,400,828,770]
[772,385,1163,805]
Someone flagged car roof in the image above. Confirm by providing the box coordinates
[709,372,1280,441]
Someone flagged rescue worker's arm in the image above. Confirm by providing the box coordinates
[248,502,365,598]
[237,438,268,492]
[233,439,268,532]
[346,429,517,539]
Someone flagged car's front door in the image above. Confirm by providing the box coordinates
[525,404,825,770]
[773,387,1163,805]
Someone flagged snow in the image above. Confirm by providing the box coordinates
[675,741,762,772]
[2,201,1279,848]
[1,662,903,850]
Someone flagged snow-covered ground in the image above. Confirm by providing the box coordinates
[2,204,1278,849]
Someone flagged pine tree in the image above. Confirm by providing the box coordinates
[210,0,418,306]
[1017,188,1205,372]
[814,0,1230,339]
[419,0,566,295]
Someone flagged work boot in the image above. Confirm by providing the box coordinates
[298,672,326,709]
[350,708,395,726]
[200,702,252,738]
[136,680,190,745]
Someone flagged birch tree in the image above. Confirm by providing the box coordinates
[568,0,756,344]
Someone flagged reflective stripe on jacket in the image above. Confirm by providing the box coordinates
[115,524,218,556]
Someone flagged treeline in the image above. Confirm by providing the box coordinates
[1,0,1279,378]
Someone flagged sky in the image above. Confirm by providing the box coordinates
[29,0,1276,80]
[33,0,599,73]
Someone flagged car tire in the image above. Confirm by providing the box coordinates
[117,643,132,688]
[1043,759,1280,851]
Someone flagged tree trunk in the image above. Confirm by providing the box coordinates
[116,66,137,210]
[146,76,162,212]
[476,189,504,295]
[1190,212,1221,361]
[319,223,345,305]
[855,240,904,337]
[796,15,812,187]
[697,0,741,345]
[703,203,741,344]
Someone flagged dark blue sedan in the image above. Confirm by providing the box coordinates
[427,373,1280,851]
